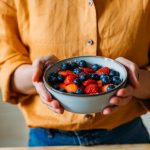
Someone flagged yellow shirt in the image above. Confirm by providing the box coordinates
[0,0,150,130]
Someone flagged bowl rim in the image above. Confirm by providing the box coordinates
[43,56,127,97]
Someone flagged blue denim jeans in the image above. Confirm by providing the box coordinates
[28,117,150,146]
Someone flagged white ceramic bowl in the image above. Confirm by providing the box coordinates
[43,56,127,114]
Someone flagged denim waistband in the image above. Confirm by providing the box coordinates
[29,117,150,146]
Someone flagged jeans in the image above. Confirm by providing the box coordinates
[28,117,150,146]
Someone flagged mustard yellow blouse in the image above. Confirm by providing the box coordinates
[0,0,150,130]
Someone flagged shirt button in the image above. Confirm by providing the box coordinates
[88,0,93,6]
[87,39,94,46]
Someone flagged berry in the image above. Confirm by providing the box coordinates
[64,75,77,85]
[57,74,64,82]
[58,70,74,77]
[58,83,66,89]
[70,62,78,69]
[91,64,101,71]
[109,69,119,77]
[96,67,110,75]
[79,60,87,67]
[101,75,111,85]
[97,80,103,88]
[52,84,59,90]
[61,63,70,70]
[74,78,82,86]
[84,84,99,94]
[73,68,82,74]
[68,92,75,94]
[101,84,114,92]
[76,88,84,94]
[48,75,58,83]
[81,67,94,73]
[49,72,58,77]
[59,88,66,92]
[107,84,115,92]
[99,74,108,80]
[79,73,88,81]
[111,76,122,85]
[90,73,99,80]
[82,79,96,86]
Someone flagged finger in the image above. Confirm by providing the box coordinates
[32,59,43,82]
[41,55,59,67]
[32,55,59,82]
[116,85,134,97]
[33,82,52,103]
[102,105,117,115]
[116,57,140,88]
[48,105,64,114]
[33,82,63,110]
[110,96,132,106]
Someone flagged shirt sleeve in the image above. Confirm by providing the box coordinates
[0,1,31,104]
[140,46,150,111]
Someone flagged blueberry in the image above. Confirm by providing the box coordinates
[73,78,82,85]
[76,88,84,94]
[68,92,74,94]
[61,63,70,70]
[107,85,115,92]
[99,74,108,80]
[79,60,87,67]
[48,76,58,83]
[90,73,99,80]
[91,64,101,71]
[52,84,59,90]
[70,62,78,70]
[59,88,66,92]
[57,74,64,82]
[73,68,82,74]
[111,76,122,85]
[79,74,88,81]
[49,72,58,77]
[109,69,120,77]
[101,75,111,85]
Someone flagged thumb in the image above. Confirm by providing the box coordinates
[32,59,43,82]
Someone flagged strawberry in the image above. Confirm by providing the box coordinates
[64,75,77,85]
[82,79,96,86]
[80,67,94,73]
[65,84,78,93]
[58,83,66,89]
[96,67,110,75]
[84,84,99,94]
[58,70,75,77]
[97,80,103,88]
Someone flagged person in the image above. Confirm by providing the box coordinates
[0,0,150,146]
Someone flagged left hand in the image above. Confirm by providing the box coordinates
[102,57,141,115]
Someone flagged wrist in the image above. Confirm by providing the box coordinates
[11,64,36,95]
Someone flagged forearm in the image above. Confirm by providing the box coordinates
[134,69,150,99]
[11,64,36,95]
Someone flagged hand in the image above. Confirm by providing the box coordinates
[32,55,64,114]
[102,57,141,115]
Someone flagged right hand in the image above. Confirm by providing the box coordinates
[32,55,64,114]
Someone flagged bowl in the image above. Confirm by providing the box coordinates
[43,56,127,114]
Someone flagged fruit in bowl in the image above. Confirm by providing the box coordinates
[43,56,127,114]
